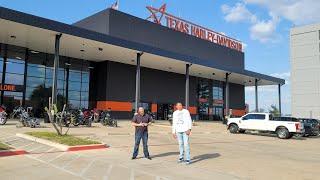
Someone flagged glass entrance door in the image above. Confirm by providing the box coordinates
[213,107,223,120]
[157,104,173,120]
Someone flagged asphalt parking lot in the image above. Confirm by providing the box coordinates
[1,120,319,180]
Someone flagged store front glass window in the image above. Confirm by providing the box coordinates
[68,59,89,109]
[0,44,91,117]
[198,79,210,120]
[26,51,49,117]
[212,81,224,120]
[0,45,4,84]
[3,45,25,112]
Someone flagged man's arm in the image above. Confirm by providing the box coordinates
[185,110,192,135]
[131,116,143,127]
[142,115,153,126]
[172,112,177,138]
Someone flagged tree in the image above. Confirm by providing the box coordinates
[45,97,70,136]
[269,105,280,116]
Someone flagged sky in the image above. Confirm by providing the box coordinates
[1,0,320,115]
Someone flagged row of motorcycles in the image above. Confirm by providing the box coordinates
[0,106,118,128]
[53,108,118,128]
[0,106,40,128]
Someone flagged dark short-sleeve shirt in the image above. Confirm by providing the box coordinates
[132,114,152,132]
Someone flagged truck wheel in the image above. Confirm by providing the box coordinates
[276,128,290,139]
[229,124,239,134]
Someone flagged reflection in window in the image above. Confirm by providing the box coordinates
[1,44,91,114]
[5,73,24,85]
[5,60,25,74]
[27,66,45,77]
[198,79,210,120]
[69,81,81,91]
[69,71,81,81]
[68,91,81,100]
[212,81,224,120]
[3,91,23,113]
[27,77,45,88]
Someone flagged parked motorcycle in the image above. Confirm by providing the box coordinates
[70,109,93,127]
[93,108,101,123]
[0,105,8,125]
[55,106,72,127]
[100,110,117,127]
[13,106,40,128]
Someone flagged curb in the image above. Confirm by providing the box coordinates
[16,133,108,152]
[0,149,28,157]
[68,144,109,152]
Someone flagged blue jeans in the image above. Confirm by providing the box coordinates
[133,130,150,158]
[177,132,190,161]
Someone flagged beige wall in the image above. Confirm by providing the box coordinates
[290,24,320,119]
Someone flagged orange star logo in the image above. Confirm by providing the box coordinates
[146,4,167,24]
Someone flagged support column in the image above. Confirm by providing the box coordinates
[185,64,190,110]
[255,79,258,112]
[52,34,62,105]
[278,84,282,116]
[22,48,29,106]
[65,61,70,106]
[225,73,230,117]
[0,44,7,105]
[134,52,142,113]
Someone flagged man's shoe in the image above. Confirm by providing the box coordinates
[177,158,184,163]
[131,157,136,160]
[185,160,191,165]
[146,156,152,160]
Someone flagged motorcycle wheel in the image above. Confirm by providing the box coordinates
[65,117,72,127]
[86,119,92,127]
[0,117,7,125]
[112,119,118,127]
[71,114,80,126]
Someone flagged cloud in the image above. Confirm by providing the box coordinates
[271,71,290,85]
[221,2,279,43]
[221,3,257,23]
[249,13,280,43]
[221,1,320,43]
[244,0,320,26]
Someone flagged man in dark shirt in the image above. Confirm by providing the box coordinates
[131,107,152,160]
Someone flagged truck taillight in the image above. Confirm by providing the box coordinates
[295,123,303,131]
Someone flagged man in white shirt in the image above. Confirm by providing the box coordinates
[172,102,192,165]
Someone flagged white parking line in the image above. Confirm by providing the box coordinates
[26,154,88,180]
[130,169,135,180]
[0,135,16,140]
[103,165,113,180]
[16,142,35,149]
[62,154,81,169]
[28,144,47,152]
[118,164,171,180]
[48,152,66,162]
[4,138,22,143]
[80,158,96,176]
[36,147,56,158]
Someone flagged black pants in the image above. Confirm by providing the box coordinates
[133,130,149,158]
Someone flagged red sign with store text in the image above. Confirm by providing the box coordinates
[147,4,242,52]
[0,84,24,92]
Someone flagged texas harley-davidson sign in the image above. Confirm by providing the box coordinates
[147,4,242,52]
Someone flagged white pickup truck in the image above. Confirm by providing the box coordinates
[227,113,305,139]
